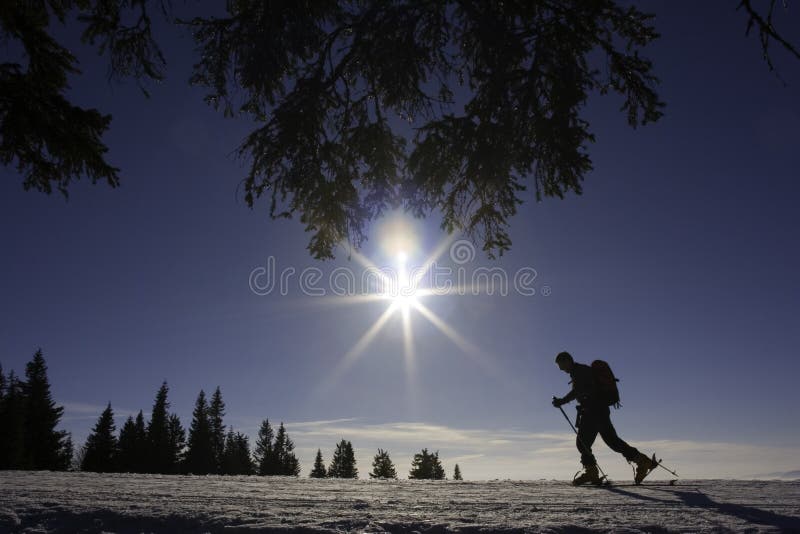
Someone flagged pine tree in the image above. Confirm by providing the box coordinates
[254,419,276,476]
[146,381,173,474]
[0,365,6,468]
[208,386,226,474]
[409,449,445,480]
[432,451,445,480]
[236,432,254,475]
[185,390,215,474]
[453,464,463,481]
[328,440,358,479]
[118,411,148,473]
[221,429,237,475]
[369,449,397,479]
[0,372,29,469]
[117,416,137,472]
[310,449,327,478]
[273,422,300,476]
[167,413,186,473]
[23,350,71,470]
[221,429,254,475]
[81,403,118,472]
[132,410,148,472]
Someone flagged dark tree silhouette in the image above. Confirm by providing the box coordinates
[117,410,148,473]
[254,419,275,475]
[0,371,28,469]
[23,350,72,470]
[2,2,797,258]
[310,449,327,479]
[221,428,254,475]
[208,386,226,474]
[328,440,358,479]
[369,448,398,479]
[146,381,174,474]
[273,422,300,476]
[185,390,216,475]
[738,0,800,75]
[167,413,186,473]
[81,403,118,472]
[0,0,165,195]
[453,463,463,481]
[409,448,445,480]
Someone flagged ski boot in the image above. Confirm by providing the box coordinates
[573,464,602,486]
[633,453,658,485]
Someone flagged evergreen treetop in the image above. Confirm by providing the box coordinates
[328,440,358,479]
[185,390,215,475]
[81,403,118,473]
[453,464,463,481]
[146,381,173,473]
[254,419,275,476]
[369,448,397,479]
[310,449,327,479]
[208,386,226,474]
[23,350,71,470]
[221,428,254,476]
[409,448,445,480]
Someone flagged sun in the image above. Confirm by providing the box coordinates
[313,213,492,398]
[384,250,420,311]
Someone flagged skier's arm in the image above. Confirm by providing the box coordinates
[552,387,576,407]
[561,389,577,404]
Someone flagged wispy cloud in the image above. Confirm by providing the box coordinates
[276,419,800,481]
[62,402,142,422]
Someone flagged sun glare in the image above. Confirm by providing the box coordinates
[315,214,490,398]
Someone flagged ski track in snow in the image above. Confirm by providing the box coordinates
[1,472,799,533]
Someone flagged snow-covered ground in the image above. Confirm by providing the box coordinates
[1,471,798,533]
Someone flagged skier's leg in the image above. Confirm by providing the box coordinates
[598,408,658,483]
[597,407,639,461]
[576,408,599,467]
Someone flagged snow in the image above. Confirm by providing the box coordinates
[1,471,799,533]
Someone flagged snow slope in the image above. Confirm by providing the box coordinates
[1,471,798,533]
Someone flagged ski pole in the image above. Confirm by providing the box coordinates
[654,460,679,479]
[554,398,610,484]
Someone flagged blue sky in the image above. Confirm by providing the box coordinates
[1,2,798,480]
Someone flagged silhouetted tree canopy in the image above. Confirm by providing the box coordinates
[81,403,118,472]
[254,419,276,475]
[146,381,173,473]
[328,439,358,478]
[453,463,463,480]
[0,371,29,469]
[409,448,445,480]
[310,449,327,478]
[118,410,148,473]
[273,422,301,476]
[221,428,254,475]
[185,389,216,474]
[369,448,397,479]
[23,350,73,470]
[1,1,798,257]
[208,386,226,474]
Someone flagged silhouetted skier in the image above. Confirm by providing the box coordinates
[552,351,657,485]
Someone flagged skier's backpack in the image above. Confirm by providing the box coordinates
[591,360,621,408]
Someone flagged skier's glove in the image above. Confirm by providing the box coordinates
[552,397,565,407]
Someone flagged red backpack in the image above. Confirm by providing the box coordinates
[591,360,621,408]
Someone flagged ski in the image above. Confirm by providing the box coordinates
[594,483,687,488]
[565,480,685,488]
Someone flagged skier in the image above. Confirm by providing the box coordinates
[552,351,657,485]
